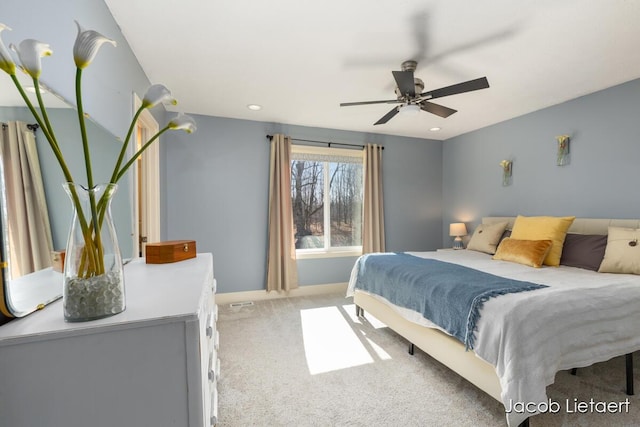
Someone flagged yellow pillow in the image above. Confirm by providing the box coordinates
[493,238,553,268]
[510,215,575,266]
[598,226,640,275]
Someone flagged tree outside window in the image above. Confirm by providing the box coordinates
[290,146,363,254]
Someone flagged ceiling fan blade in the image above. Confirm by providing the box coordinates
[422,77,489,100]
[374,106,400,125]
[392,70,415,97]
[340,99,400,107]
[419,101,457,118]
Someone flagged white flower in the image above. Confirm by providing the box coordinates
[73,21,116,69]
[168,113,197,133]
[10,39,52,79]
[0,23,16,75]
[142,84,177,109]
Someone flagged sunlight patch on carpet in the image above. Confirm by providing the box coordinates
[300,306,385,374]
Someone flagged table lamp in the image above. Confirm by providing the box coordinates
[449,223,467,250]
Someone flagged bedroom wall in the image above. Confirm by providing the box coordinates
[442,78,640,246]
[162,116,443,294]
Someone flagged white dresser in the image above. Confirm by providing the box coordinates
[0,253,219,427]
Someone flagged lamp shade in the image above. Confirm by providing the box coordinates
[449,222,467,237]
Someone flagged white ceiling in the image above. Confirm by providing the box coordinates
[104,0,640,141]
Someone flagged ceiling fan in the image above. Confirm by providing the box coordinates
[340,60,490,125]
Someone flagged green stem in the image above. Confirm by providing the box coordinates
[10,76,95,271]
[75,68,94,189]
[95,124,170,262]
[75,68,103,273]
[32,77,61,153]
[11,75,72,183]
[110,106,145,184]
[115,125,171,182]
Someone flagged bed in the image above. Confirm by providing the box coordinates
[347,217,640,426]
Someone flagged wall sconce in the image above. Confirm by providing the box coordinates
[499,160,512,186]
[449,222,468,250]
[556,135,570,166]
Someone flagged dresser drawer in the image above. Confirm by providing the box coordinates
[206,311,216,339]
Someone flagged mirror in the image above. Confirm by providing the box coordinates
[0,74,133,322]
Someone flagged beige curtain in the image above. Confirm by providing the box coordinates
[362,143,385,253]
[0,122,53,279]
[266,134,298,291]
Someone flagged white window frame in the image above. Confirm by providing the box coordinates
[291,145,363,259]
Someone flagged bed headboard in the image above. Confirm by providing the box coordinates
[482,217,640,235]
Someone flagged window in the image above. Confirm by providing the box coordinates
[291,145,363,256]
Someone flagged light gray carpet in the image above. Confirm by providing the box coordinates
[216,292,639,426]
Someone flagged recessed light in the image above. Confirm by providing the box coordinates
[429,127,441,132]
[25,86,47,94]
[247,104,262,111]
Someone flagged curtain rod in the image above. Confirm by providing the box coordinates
[266,134,383,150]
[1,123,39,131]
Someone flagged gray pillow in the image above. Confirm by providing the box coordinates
[559,233,607,271]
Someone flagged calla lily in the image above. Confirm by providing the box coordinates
[168,113,197,133]
[10,39,52,79]
[73,21,116,69]
[0,23,16,75]
[142,84,177,109]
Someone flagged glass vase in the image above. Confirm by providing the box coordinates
[556,136,570,166]
[62,183,125,322]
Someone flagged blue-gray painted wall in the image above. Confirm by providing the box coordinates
[442,79,640,245]
[162,116,443,294]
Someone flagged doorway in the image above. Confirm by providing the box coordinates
[132,94,160,257]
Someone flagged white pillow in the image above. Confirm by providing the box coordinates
[598,226,640,275]
[466,221,508,255]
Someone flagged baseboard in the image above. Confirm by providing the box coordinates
[215,282,348,305]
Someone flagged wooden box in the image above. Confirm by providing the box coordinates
[51,250,66,273]
[146,240,196,264]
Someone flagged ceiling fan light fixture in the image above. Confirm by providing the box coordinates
[399,104,420,115]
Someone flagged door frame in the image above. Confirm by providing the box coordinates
[131,93,161,257]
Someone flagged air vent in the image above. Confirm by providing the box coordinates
[229,301,254,308]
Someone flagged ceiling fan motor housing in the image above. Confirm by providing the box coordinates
[395,77,424,101]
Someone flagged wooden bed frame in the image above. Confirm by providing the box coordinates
[353,217,639,426]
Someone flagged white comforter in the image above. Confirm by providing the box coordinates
[347,250,640,426]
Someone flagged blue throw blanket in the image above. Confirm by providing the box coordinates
[354,253,548,349]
